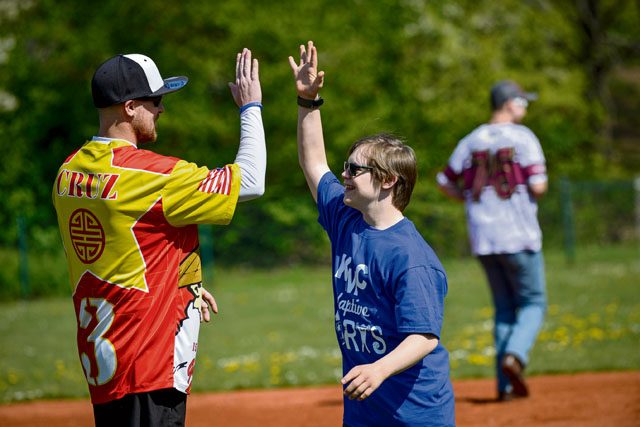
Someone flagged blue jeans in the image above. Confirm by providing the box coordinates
[478,251,547,393]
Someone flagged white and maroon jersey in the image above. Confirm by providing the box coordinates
[52,137,240,404]
[437,123,547,255]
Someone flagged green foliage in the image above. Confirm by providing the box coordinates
[0,174,633,300]
[0,0,638,266]
[0,244,637,402]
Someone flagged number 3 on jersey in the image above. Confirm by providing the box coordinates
[78,298,117,386]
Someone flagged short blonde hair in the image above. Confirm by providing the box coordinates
[347,133,417,212]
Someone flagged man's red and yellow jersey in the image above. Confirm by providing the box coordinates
[52,137,240,404]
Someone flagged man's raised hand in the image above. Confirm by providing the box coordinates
[229,48,262,107]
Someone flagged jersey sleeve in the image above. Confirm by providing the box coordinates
[317,171,350,237]
[162,160,241,227]
[518,127,547,184]
[394,266,447,338]
[438,136,471,186]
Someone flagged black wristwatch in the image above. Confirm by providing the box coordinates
[297,96,324,109]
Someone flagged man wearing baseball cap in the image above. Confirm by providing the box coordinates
[437,80,548,401]
[52,50,265,426]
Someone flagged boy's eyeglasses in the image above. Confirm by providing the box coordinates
[344,161,374,177]
[137,96,163,107]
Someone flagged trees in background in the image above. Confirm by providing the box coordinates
[0,0,638,265]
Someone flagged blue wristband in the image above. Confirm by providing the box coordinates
[239,102,263,114]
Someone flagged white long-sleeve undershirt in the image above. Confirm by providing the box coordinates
[235,106,266,202]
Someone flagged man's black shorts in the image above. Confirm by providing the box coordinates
[93,388,187,427]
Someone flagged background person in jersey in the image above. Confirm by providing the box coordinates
[288,41,455,427]
[52,49,265,426]
[436,80,548,401]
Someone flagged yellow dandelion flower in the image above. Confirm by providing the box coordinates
[588,313,601,324]
[7,371,19,385]
[588,328,605,340]
[477,307,493,319]
[467,354,492,366]
[605,303,618,315]
[548,304,560,316]
[223,362,240,373]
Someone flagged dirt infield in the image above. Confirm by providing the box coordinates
[0,371,638,426]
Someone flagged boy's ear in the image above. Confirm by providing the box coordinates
[381,175,398,190]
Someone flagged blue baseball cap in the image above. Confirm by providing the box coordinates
[490,80,537,110]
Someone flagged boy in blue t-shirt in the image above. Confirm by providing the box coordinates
[288,41,456,427]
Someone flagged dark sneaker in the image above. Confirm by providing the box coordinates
[501,354,529,397]
[498,391,513,402]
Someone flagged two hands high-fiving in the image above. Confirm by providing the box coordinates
[221,41,384,401]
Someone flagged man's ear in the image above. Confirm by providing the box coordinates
[123,100,137,118]
[381,175,398,190]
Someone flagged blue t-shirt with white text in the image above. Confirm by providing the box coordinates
[317,172,455,427]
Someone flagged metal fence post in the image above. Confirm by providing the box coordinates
[199,224,214,284]
[560,177,576,264]
[635,176,640,244]
[17,216,30,298]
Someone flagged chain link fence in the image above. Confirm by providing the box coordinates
[2,177,638,300]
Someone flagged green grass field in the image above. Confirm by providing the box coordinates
[0,244,638,403]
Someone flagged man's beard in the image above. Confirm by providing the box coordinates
[135,123,157,144]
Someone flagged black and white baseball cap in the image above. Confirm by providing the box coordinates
[490,80,537,110]
[91,54,188,108]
